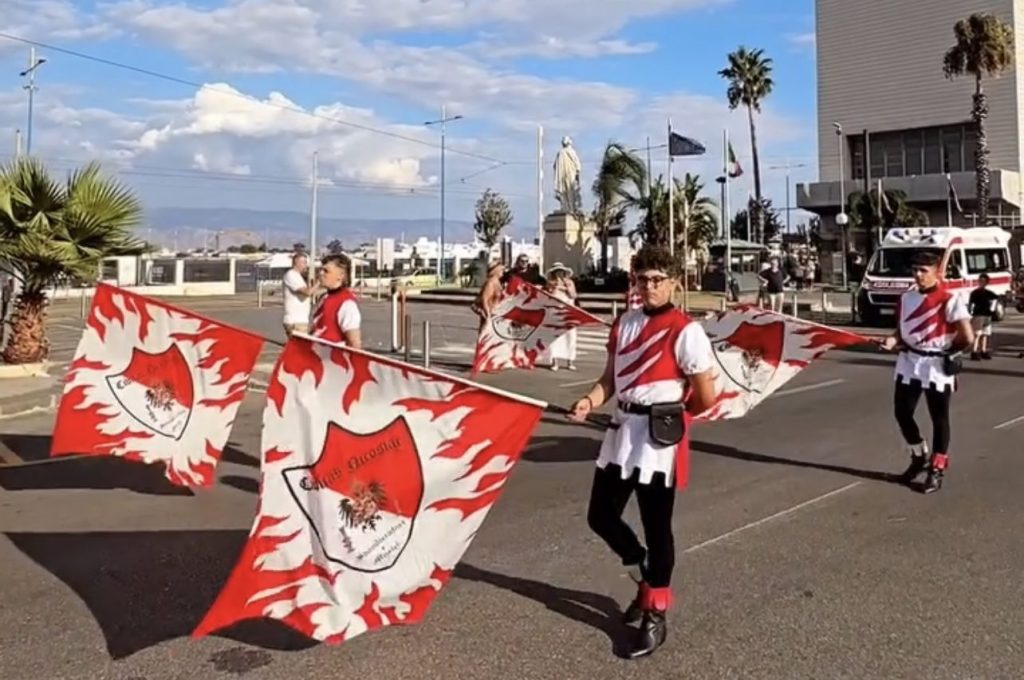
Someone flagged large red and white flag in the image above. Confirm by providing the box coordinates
[51,283,264,486]
[195,334,544,644]
[472,277,607,374]
[696,305,868,421]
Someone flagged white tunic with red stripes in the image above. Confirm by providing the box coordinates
[597,305,715,486]
[895,284,970,391]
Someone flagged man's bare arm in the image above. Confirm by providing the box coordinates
[685,370,717,415]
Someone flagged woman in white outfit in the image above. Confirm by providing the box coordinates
[545,263,578,371]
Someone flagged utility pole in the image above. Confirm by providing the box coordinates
[537,124,544,271]
[309,151,319,284]
[19,47,46,155]
[768,160,806,235]
[424,106,463,284]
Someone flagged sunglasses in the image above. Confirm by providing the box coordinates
[636,274,671,286]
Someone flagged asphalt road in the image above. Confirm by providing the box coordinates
[3,298,1024,679]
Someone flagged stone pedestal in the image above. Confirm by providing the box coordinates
[542,212,599,276]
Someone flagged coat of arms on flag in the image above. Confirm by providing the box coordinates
[473,277,607,374]
[194,334,544,643]
[50,283,264,486]
[696,306,868,421]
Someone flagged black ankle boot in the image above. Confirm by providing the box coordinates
[627,611,667,659]
[922,453,948,494]
[622,583,646,625]
[898,455,928,484]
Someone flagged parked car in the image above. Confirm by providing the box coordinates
[390,268,437,288]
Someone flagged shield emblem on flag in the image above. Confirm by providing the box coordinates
[490,307,545,342]
[709,320,785,395]
[105,345,195,440]
[282,417,424,573]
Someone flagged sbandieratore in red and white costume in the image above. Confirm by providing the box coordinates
[884,249,974,495]
[596,306,714,485]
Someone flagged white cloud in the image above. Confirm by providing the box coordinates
[787,32,816,50]
[477,36,658,60]
[0,0,118,53]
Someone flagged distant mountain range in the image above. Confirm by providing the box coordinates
[143,207,476,249]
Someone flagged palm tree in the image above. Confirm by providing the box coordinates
[719,46,774,243]
[633,174,719,271]
[591,142,647,273]
[943,13,1015,225]
[846,187,928,254]
[0,158,144,364]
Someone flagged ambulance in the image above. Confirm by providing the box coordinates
[854,226,1013,325]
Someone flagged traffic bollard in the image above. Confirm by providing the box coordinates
[422,320,431,369]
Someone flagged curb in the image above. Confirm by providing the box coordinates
[0,389,59,420]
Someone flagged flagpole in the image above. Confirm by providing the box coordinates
[724,128,732,288]
[668,117,675,257]
[946,173,953,226]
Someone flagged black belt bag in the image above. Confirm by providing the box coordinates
[619,402,687,446]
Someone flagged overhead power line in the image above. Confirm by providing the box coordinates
[0,32,526,166]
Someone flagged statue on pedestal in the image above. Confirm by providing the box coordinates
[553,136,582,215]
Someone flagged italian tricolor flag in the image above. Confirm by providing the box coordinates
[728,142,743,178]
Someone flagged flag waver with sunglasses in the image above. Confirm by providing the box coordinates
[50,283,264,486]
[472,277,607,374]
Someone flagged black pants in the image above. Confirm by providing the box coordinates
[586,464,675,588]
[893,380,952,454]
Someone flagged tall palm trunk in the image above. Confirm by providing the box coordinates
[1,292,50,364]
[747,104,764,243]
[973,74,991,225]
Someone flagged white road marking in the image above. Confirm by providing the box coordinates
[772,378,846,398]
[681,482,862,555]
[994,414,1024,430]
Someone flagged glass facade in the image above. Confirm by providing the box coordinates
[849,123,978,180]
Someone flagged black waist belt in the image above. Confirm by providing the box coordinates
[901,346,948,358]
[618,402,683,415]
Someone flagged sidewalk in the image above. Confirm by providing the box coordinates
[0,374,62,419]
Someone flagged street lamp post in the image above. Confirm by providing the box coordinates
[19,47,47,156]
[767,160,807,235]
[425,106,463,285]
[833,122,849,289]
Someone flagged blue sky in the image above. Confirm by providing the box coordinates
[1,0,820,240]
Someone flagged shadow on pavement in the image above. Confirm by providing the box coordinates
[455,563,631,657]
[5,530,316,660]
[220,474,259,494]
[691,439,900,485]
[0,435,193,496]
[522,436,601,463]
[221,444,260,469]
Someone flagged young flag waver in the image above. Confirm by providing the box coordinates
[696,305,869,420]
[472,276,607,374]
[51,283,264,486]
[194,333,544,644]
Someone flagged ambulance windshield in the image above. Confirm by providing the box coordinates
[867,247,944,278]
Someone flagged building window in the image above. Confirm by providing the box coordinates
[848,123,977,179]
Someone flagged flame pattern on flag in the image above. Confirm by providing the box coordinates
[195,335,543,644]
[696,306,868,421]
[50,283,264,486]
[472,277,607,374]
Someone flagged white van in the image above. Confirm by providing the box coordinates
[854,226,1012,325]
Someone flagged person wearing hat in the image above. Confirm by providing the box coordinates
[544,262,577,370]
[877,249,974,494]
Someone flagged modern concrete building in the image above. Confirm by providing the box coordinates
[798,0,1024,280]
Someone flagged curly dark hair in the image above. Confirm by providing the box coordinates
[321,253,351,270]
[631,244,679,277]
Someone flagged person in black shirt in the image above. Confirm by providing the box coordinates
[500,254,545,288]
[758,258,787,313]
[968,274,999,360]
